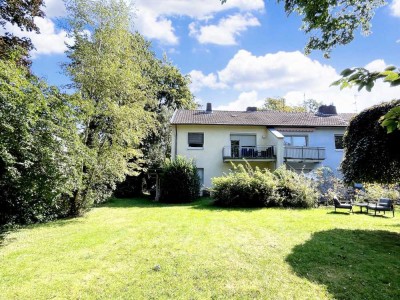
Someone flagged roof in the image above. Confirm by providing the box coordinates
[171,110,355,127]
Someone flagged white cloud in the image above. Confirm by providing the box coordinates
[135,8,178,45]
[218,50,338,91]
[284,80,400,114]
[189,70,227,92]
[215,91,264,110]
[135,0,264,19]
[134,0,264,44]
[189,13,260,45]
[365,59,387,72]
[194,50,400,113]
[43,0,67,18]
[3,17,72,56]
[390,0,400,17]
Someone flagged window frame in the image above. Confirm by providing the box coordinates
[334,134,344,150]
[283,135,308,147]
[188,132,204,149]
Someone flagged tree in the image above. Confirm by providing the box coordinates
[0,0,45,67]
[261,97,322,113]
[114,35,196,197]
[261,97,305,112]
[341,100,400,184]
[0,59,81,225]
[303,98,323,113]
[64,0,154,215]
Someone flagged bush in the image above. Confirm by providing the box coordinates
[212,164,317,208]
[160,156,200,203]
[310,167,350,205]
[273,167,318,208]
[358,183,400,202]
[212,164,279,207]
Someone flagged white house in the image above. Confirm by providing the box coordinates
[170,103,355,188]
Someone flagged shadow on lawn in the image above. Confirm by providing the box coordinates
[286,229,400,300]
[0,217,82,248]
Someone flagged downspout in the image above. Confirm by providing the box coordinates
[170,109,178,159]
[175,125,178,158]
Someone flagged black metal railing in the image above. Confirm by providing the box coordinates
[222,146,275,159]
[284,146,325,160]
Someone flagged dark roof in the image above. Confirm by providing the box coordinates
[171,110,355,127]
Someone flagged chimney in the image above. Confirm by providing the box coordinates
[316,104,337,116]
[246,107,257,112]
[206,102,212,114]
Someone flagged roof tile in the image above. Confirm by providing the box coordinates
[171,110,355,127]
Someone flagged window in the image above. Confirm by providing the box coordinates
[188,132,204,148]
[284,135,307,147]
[334,134,344,150]
[197,168,204,185]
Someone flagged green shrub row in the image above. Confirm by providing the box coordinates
[212,164,318,208]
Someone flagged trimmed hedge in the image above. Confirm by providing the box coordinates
[212,163,317,208]
[160,156,201,203]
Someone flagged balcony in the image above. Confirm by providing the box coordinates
[223,146,275,161]
[284,146,325,162]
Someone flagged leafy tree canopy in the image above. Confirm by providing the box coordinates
[115,35,196,197]
[0,58,81,225]
[64,0,155,215]
[261,97,322,113]
[0,0,45,66]
[342,100,400,184]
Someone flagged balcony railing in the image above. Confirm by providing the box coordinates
[223,146,275,160]
[284,146,325,161]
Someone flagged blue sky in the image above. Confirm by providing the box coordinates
[4,0,400,112]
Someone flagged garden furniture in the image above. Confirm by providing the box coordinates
[333,197,353,213]
[368,198,395,217]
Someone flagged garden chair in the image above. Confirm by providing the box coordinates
[333,197,353,213]
[368,198,395,217]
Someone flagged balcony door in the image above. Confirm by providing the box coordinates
[230,134,256,158]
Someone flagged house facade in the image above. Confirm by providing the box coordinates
[170,103,355,188]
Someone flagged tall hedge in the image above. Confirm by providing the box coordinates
[342,100,400,184]
[160,156,200,203]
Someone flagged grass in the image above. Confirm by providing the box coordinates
[0,198,399,299]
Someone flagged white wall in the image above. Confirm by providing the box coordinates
[171,124,347,187]
[171,124,274,188]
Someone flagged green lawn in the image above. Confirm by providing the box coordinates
[1,198,399,300]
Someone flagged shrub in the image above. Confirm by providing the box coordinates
[273,166,318,208]
[160,156,200,203]
[359,183,400,202]
[310,167,351,205]
[212,163,279,207]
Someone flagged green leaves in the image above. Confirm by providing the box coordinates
[342,100,400,184]
[380,106,400,134]
[1,59,82,225]
[332,65,400,132]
